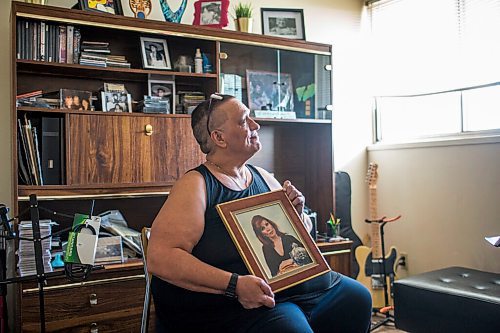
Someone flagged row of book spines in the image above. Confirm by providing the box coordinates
[18,117,43,186]
[16,19,81,64]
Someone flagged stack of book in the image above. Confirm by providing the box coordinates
[178,91,205,114]
[17,220,54,277]
[79,41,130,68]
[16,90,60,108]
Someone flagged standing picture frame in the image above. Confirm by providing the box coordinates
[261,8,306,40]
[192,0,230,28]
[148,79,176,114]
[78,0,123,15]
[140,37,172,70]
[216,190,330,292]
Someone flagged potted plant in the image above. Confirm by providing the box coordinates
[233,2,253,33]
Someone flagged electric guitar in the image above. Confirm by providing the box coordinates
[355,163,400,309]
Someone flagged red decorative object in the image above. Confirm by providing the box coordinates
[193,0,229,29]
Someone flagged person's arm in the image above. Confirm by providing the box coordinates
[255,166,312,232]
[147,171,275,308]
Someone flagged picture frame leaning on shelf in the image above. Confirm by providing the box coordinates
[140,36,172,70]
[261,8,306,40]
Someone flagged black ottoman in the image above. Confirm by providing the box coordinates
[394,266,500,333]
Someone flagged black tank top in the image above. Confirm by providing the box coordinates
[151,164,338,318]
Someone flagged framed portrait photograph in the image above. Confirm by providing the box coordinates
[193,0,230,28]
[261,8,305,40]
[148,79,175,113]
[78,0,123,15]
[216,190,330,293]
[140,37,172,70]
[60,89,92,111]
[246,69,294,112]
[101,91,132,112]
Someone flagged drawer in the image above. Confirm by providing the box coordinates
[21,276,145,332]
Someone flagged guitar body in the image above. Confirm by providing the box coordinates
[355,245,399,309]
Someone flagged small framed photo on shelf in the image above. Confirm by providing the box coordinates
[140,37,172,70]
[101,91,132,112]
[193,0,230,28]
[261,8,305,40]
[148,79,175,113]
[216,190,330,293]
[60,89,92,111]
[78,0,123,15]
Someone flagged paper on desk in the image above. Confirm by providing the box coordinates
[485,235,500,247]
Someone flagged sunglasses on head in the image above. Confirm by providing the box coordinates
[206,93,223,134]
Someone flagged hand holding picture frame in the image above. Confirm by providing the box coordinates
[217,190,330,292]
[261,8,305,40]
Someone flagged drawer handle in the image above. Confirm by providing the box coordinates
[89,293,98,306]
[145,124,153,136]
[219,52,228,60]
[90,322,98,333]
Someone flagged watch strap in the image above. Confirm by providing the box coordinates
[224,273,239,299]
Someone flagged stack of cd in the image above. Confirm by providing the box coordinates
[17,220,54,276]
[141,96,171,114]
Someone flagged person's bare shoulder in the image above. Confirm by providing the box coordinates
[253,166,281,190]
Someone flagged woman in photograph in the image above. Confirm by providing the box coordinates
[110,103,124,112]
[251,215,312,277]
[147,44,167,67]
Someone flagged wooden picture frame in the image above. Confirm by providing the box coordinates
[261,8,305,40]
[216,190,330,292]
[192,0,230,28]
[78,0,123,15]
[140,37,172,70]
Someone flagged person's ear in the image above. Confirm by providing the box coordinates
[209,130,227,148]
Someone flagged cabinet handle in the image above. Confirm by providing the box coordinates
[219,52,228,60]
[90,322,98,333]
[89,293,98,306]
[324,64,332,71]
[325,105,333,111]
[145,124,153,136]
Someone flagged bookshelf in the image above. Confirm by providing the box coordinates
[11,2,334,331]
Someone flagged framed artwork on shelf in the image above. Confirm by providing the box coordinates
[192,0,230,28]
[148,79,176,113]
[78,0,123,15]
[261,8,305,40]
[216,190,330,293]
[140,37,172,70]
[246,69,294,112]
[60,89,92,111]
[101,91,132,112]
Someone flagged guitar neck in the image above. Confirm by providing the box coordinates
[369,186,383,258]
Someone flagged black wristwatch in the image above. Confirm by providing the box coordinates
[224,273,239,299]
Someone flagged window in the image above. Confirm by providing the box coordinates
[368,0,500,142]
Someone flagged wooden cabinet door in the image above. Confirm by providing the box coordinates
[67,114,204,186]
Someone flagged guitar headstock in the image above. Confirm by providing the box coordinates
[365,162,378,188]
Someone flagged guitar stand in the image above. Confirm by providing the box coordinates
[365,216,401,332]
